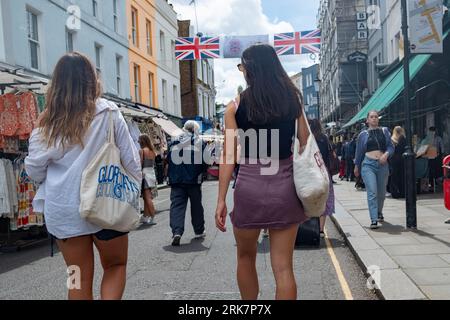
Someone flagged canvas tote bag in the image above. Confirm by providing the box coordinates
[79,109,141,232]
[293,109,330,218]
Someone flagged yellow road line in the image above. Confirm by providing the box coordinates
[324,231,354,300]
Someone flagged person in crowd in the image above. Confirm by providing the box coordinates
[339,137,347,181]
[215,44,309,300]
[138,134,158,225]
[354,111,394,229]
[422,127,444,192]
[309,119,335,238]
[343,133,357,181]
[328,135,338,184]
[388,126,406,199]
[167,121,207,246]
[25,52,141,300]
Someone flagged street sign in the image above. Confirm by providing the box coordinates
[409,0,443,53]
[348,51,368,62]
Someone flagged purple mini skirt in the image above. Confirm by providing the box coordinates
[231,158,309,229]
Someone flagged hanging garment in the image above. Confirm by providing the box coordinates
[126,119,142,151]
[16,92,39,136]
[0,94,19,136]
[0,160,11,216]
[36,95,46,113]
[0,135,5,149]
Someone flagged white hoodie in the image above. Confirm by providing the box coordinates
[25,99,142,239]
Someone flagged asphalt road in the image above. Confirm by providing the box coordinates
[0,181,378,300]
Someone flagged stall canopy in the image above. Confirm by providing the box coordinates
[344,30,449,128]
[152,116,184,137]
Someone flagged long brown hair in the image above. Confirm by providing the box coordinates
[138,134,155,152]
[39,52,101,148]
[309,119,323,140]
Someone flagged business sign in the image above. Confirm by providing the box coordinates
[409,0,443,53]
[348,51,368,62]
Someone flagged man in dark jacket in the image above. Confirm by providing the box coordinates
[343,134,357,181]
[167,121,208,246]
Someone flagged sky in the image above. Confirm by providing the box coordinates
[169,0,321,104]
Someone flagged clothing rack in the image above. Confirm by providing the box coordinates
[0,80,47,95]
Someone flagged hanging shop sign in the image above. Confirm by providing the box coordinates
[409,0,444,54]
[175,29,321,60]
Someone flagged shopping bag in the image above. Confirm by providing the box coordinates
[79,110,141,232]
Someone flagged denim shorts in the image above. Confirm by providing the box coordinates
[52,229,128,242]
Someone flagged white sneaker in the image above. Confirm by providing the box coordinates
[194,232,206,239]
[147,217,157,225]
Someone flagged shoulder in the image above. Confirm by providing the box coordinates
[95,98,120,115]
[358,130,368,139]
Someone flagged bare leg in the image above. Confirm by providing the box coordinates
[143,189,156,218]
[269,224,299,300]
[93,234,128,300]
[56,235,95,300]
[233,227,261,300]
[320,216,326,233]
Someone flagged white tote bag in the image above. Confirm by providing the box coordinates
[79,110,141,232]
[293,109,330,218]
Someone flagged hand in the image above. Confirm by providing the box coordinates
[379,153,389,165]
[215,200,228,232]
[354,167,360,178]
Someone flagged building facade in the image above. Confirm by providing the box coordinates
[317,0,368,127]
[155,0,181,117]
[126,0,158,108]
[290,72,303,92]
[178,20,216,126]
[0,0,131,99]
[302,64,320,120]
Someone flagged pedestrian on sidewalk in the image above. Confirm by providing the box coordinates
[167,121,207,246]
[215,44,309,300]
[309,119,335,238]
[354,111,394,229]
[25,52,141,300]
[388,126,406,199]
[343,133,357,181]
[138,134,158,225]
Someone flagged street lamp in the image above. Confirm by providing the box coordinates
[314,77,321,121]
[401,0,417,229]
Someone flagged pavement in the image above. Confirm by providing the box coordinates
[332,179,450,300]
[0,181,377,300]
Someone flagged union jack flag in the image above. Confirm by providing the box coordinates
[274,30,321,56]
[175,37,221,60]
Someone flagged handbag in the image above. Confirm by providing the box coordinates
[293,109,330,218]
[329,148,340,176]
[79,109,141,232]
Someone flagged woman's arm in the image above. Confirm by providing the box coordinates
[216,101,238,232]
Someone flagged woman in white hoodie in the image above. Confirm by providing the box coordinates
[25,52,141,300]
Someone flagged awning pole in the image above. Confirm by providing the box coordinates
[401,0,417,229]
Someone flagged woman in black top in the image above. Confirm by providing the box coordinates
[215,44,309,300]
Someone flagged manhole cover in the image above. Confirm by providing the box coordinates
[164,292,241,300]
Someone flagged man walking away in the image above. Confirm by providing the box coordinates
[167,121,207,246]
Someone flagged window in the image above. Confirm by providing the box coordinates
[148,72,154,107]
[116,56,122,96]
[146,20,152,55]
[173,85,178,113]
[65,29,74,52]
[95,44,102,75]
[92,0,98,17]
[27,9,39,70]
[133,64,141,102]
[131,7,138,46]
[160,31,166,63]
[171,40,176,70]
[162,79,167,108]
[113,0,119,33]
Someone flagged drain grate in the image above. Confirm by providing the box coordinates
[164,292,241,300]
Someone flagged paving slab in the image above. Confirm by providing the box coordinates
[392,255,450,269]
[404,268,450,286]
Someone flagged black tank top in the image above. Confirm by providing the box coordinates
[366,128,387,152]
[235,98,296,160]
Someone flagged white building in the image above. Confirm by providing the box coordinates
[155,0,181,117]
[196,59,216,120]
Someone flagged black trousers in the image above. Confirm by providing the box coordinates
[170,185,205,237]
[345,159,355,180]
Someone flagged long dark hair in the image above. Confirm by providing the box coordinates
[309,119,323,140]
[39,52,101,148]
[138,134,155,152]
[240,44,303,124]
